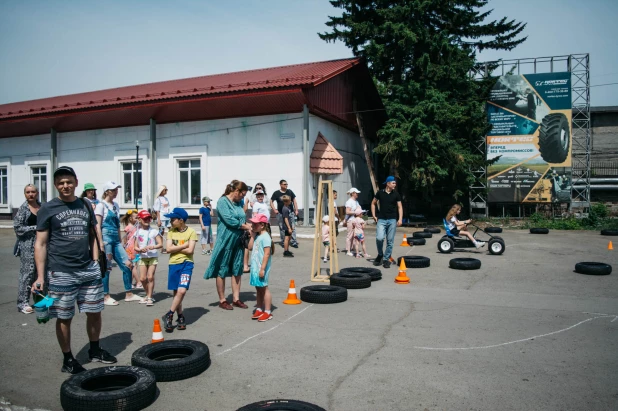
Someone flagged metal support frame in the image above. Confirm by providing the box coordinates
[469,54,591,217]
[149,119,156,209]
[50,128,57,197]
[302,105,310,226]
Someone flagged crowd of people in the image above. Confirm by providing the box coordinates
[13,165,408,375]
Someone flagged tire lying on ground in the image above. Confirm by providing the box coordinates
[397,256,430,268]
[131,339,210,382]
[449,258,482,270]
[60,366,157,411]
[339,267,382,281]
[424,227,441,234]
[575,262,612,276]
[538,112,570,164]
[237,399,327,411]
[530,228,549,234]
[413,231,432,238]
[601,229,618,236]
[329,272,372,289]
[300,285,347,304]
[407,237,426,246]
[484,227,503,233]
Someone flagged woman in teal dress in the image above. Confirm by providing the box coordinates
[204,180,253,310]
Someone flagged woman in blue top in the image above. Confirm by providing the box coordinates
[204,180,253,310]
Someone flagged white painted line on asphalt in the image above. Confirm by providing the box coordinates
[412,315,614,351]
[214,304,314,356]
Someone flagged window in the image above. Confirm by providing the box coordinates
[178,159,201,205]
[0,168,7,205]
[31,166,47,202]
[121,162,142,207]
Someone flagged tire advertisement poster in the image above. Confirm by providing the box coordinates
[486,72,572,203]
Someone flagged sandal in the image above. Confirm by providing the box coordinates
[125,294,143,302]
[219,301,233,310]
[146,298,154,307]
[20,306,33,314]
[243,267,250,273]
[104,297,119,306]
[139,298,149,304]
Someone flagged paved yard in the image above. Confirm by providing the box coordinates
[0,228,616,410]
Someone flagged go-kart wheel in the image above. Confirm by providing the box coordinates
[488,238,505,255]
[437,237,454,253]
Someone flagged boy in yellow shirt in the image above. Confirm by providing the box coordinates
[161,207,197,332]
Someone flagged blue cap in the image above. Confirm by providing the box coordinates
[164,207,189,221]
[383,176,396,184]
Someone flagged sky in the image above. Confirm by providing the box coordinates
[1,0,617,107]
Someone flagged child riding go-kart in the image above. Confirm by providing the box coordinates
[438,219,505,255]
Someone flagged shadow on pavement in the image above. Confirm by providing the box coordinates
[182,307,209,325]
[75,331,133,363]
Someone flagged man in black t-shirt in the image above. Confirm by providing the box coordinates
[371,176,403,269]
[34,166,117,374]
[270,179,299,248]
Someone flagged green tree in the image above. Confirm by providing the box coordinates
[320,0,526,201]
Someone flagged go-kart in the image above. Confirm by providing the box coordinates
[438,219,505,255]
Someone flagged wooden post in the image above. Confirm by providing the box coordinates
[310,180,338,282]
[356,112,378,195]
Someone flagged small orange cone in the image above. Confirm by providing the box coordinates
[400,233,410,247]
[609,241,614,250]
[395,258,410,284]
[283,280,301,304]
[151,319,164,343]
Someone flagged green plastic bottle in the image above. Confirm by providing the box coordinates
[33,285,49,324]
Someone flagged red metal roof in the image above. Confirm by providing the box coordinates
[0,58,360,119]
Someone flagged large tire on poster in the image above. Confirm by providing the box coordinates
[538,113,570,164]
[237,399,326,411]
[339,267,382,281]
[300,285,347,304]
[131,340,211,382]
[60,366,157,411]
[397,256,430,268]
[575,262,612,276]
[329,272,372,289]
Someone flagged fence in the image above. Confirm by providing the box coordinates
[590,160,618,177]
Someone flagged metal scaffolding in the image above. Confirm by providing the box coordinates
[470,54,591,217]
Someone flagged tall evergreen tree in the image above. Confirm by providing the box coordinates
[320,0,526,201]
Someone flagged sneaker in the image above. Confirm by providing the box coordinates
[383,260,391,269]
[373,255,383,266]
[89,348,118,364]
[206,250,212,255]
[283,251,294,257]
[252,309,263,320]
[201,250,207,255]
[162,313,174,333]
[257,312,273,322]
[291,243,299,248]
[176,315,186,331]
[323,258,328,263]
[61,358,86,374]
[346,252,354,257]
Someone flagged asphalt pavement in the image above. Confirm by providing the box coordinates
[0,227,616,411]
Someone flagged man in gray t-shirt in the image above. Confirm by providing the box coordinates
[34,166,117,375]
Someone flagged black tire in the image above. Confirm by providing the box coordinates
[237,399,326,411]
[424,227,441,234]
[449,258,482,270]
[437,237,454,253]
[60,366,156,411]
[538,113,570,163]
[530,228,549,234]
[485,227,503,233]
[339,267,382,281]
[413,232,432,238]
[575,262,612,276]
[329,272,372,289]
[488,238,505,255]
[601,229,618,236]
[300,285,347,304]
[397,256,430,268]
[407,237,426,246]
[131,340,210,382]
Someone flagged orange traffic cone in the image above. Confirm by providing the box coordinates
[400,233,410,247]
[609,241,614,250]
[151,319,164,343]
[283,280,301,304]
[395,258,410,284]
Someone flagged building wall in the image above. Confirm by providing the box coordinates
[0,113,372,218]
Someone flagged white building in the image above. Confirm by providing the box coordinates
[0,58,385,221]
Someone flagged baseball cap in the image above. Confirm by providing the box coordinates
[102,181,121,192]
[164,207,189,221]
[255,190,265,195]
[322,215,329,222]
[249,213,269,224]
[383,176,396,184]
[202,196,211,202]
[138,210,152,219]
[53,166,77,179]
[83,183,96,190]
[348,187,361,194]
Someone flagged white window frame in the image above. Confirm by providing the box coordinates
[114,150,149,211]
[119,161,143,208]
[0,159,10,210]
[169,146,207,210]
[177,158,202,206]
[25,159,51,204]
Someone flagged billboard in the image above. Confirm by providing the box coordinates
[486,72,572,203]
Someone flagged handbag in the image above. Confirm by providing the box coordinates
[82,199,108,277]
[238,230,251,249]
